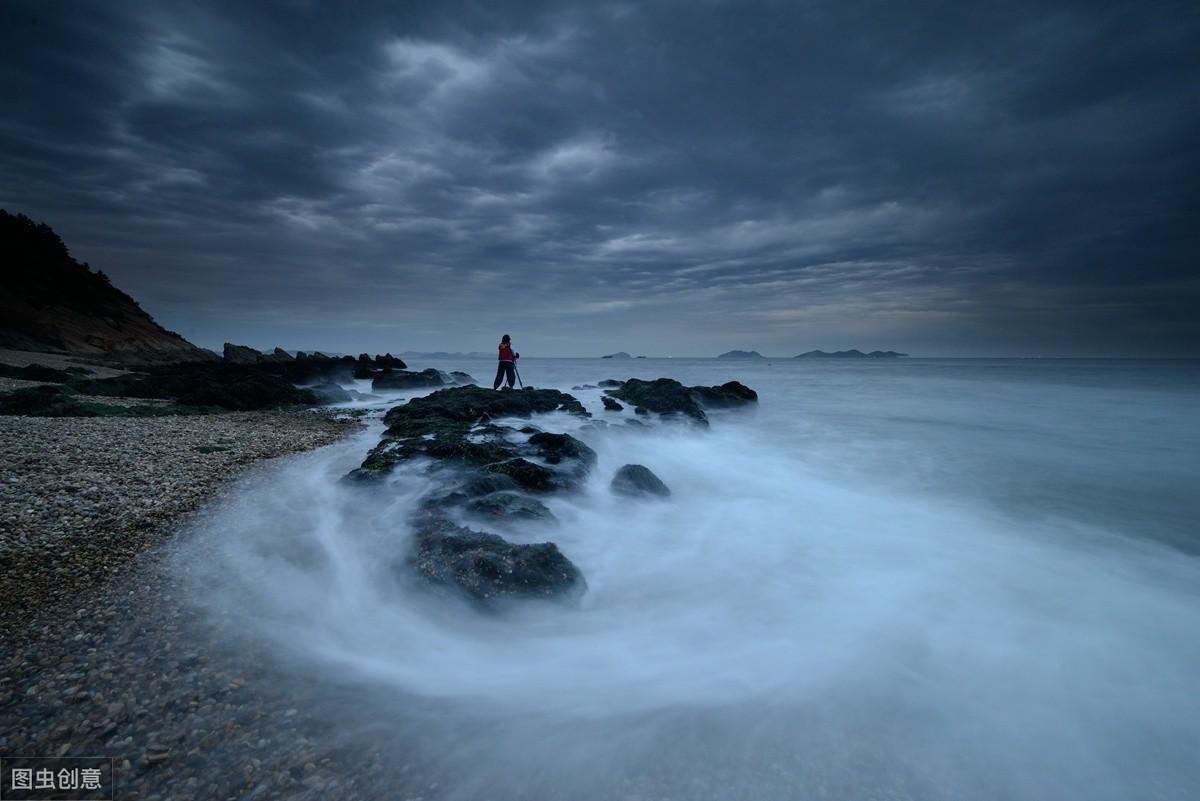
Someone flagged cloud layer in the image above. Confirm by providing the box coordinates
[2,0,1197,356]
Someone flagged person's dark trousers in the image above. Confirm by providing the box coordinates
[493,361,516,389]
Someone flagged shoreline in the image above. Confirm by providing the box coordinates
[0,407,364,640]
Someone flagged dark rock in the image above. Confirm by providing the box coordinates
[634,405,648,415]
[448,371,478,385]
[0,385,102,417]
[358,353,372,363]
[353,365,377,380]
[0,385,186,417]
[456,473,522,498]
[598,379,624,387]
[382,386,588,435]
[717,350,764,359]
[264,347,294,363]
[411,519,585,605]
[372,368,446,390]
[611,464,671,498]
[376,353,407,369]
[607,378,706,423]
[526,432,597,467]
[0,363,75,383]
[484,458,557,491]
[602,396,623,411]
[354,384,589,478]
[465,493,556,523]
[223,342,263,364]
[571,384,598,390]
[309,382,352,404]
[70,364,319,410]
[689,380,758,408]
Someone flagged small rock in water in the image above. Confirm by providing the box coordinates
[611,464,670,498]
[602,396,623,412]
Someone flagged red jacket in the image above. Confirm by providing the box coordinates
[498,343,515,361]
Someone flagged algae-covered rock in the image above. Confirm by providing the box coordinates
[465,493,556,523]
[606,378,706,422]
[410,519,585,605]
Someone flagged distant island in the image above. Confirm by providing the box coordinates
[602,352,632,359]
[718,350,764,359]
[795,349,907,359]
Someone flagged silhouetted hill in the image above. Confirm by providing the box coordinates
[718,350,764,359]
[0,210,212,363]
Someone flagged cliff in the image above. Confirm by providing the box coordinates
[0,210,213,364]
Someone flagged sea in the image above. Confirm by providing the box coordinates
[173,357,1200,801]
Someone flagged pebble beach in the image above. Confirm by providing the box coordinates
[0,350,394,800]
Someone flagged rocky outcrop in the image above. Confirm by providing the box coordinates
[718,350,764,359]
[526,432,597,467]
[605,378,706,422]
[308,382,353,404]
[409,518,585,605]
[370,367,476,391]
[602,396,623,411]
[611,464,671,498]
[605,378,758,423]
[0,210,215,364]
[349,386,597,606]
[372,368,448,390]
[0,363,86,383]
[351,379,756,609]
[690,381,758,408]
[464,493,555,523]
[602,352,632,359]
[222,342,263,364]
[69,364,319,411]
[264,347,295,363]
[349,386,590,479]
[376,353,407,369]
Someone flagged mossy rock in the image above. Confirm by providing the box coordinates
[484,458,557,491]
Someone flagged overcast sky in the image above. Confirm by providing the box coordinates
[2,0,1197,357]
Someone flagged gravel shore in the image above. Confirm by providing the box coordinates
[0,410,362,636]
[0,406,399,800]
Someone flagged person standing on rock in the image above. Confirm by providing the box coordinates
[494,334,519,389]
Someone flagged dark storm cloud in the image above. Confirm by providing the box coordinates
[1,0,1197,355]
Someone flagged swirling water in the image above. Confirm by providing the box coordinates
[175,358,1200,800]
